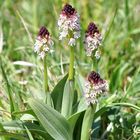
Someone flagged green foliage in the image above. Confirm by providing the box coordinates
[51,74,68,112]
[28,98,72,140]
[0,0,140,139]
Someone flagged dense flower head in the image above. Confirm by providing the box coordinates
[84,71,108,106]
[58,4,80,46]
[34,26,54,59]
[84,22,102,58]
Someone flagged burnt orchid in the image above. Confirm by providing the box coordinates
[34,26,54,59]
[58,4,81,118]
[58,4,81,81]
[58,4,80,46]
[84,71,108,105]
[84,22,102,59]
[34,26,53,105]
[81,71,108,140]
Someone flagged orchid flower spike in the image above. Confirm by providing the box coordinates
[58,4,81,46]
[84,22,102,59]
[84,71,108,106]
[34,26,54,59]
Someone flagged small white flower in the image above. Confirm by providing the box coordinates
[19,80,28,85]
[74,31,80,39]
[85,93,90,98]
[39,51,45,59]
[43,46,49,52]
[90,91,96,98]
[68,38,76,46]
[34,44,40,53]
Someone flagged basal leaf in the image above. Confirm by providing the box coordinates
[28,98,72,140]
[61,80,74,118]
[68,97,87,134]
[51,74,68,112]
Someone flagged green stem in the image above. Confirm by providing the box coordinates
[92,56,98,71]
[92,58,94,70]
[44,55,49,93]
[81,104,96,140]
[68,46,74,80]
[125,0,131,32]
[44,55,52,106]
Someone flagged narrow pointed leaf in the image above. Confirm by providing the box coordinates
[0,62,15,119]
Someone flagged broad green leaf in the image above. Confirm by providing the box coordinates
[51,74,68,112]
[68,113,81,131]
[28,98,72,140]
[68,111,85,133]
[61,80,74,118]
[68,97,87,133]
[77,97,88,112]
[75,74,85,98]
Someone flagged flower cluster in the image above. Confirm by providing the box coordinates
[33,3,108,108]
[58,4,80,46]
[84,71,108,105]
[34,26,54,59]
[84,22,102,59]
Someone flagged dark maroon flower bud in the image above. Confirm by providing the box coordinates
[88,71,102,84]
[38,26,49,38]
[86,22,99,37]
[62,4,75,17]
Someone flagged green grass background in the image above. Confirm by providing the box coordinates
[0,0,140,139]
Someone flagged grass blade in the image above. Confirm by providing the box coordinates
[0,61,15,119]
